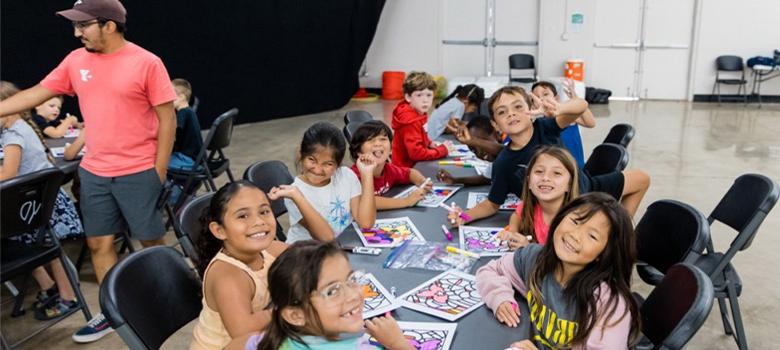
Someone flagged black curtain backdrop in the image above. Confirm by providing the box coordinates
[1,0,385,126]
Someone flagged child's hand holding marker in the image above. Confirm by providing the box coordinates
[418,177,433,193]
[440,201,470,227]
[496,300,522,328]
[496,228,533,250]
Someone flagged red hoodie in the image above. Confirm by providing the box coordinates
[391,100,448,167]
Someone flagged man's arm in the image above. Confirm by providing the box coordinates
[0,85,56,118]
[154,102,176,183]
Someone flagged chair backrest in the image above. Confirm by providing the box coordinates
[636,200,710,276]
[0,168,64,239]
[508,53,535,70]
[343,121,366,141]
[100,246,202,350]
[242,160,294,217]
[709,173,779,252]
[177,192,215,265]
[191,96,200,113]
[203,108,238,153]
[640,263,714,349]
[602,123,636,147]
[343,110,374,125]
[716,55,744,72]
[584,143,629,176]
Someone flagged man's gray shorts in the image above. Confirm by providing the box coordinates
[78,167,165,241]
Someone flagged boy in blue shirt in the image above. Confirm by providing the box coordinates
[169,78,203,170]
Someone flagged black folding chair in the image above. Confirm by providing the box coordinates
[635,199,710,286]
[1,168,92,348]
[343,110,374,125]
[584,143,629,176]
[343,121,366,142]
[693,174,778,350]
[100,246,202,350]
[634,263,715,350]
[168,108,237,210]
[508,54,537,84]
[243,160,295,242]
[169,192,214,269]
[712,55,748,106]
[602,123,636,147]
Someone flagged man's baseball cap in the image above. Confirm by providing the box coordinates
[56,0,127,24]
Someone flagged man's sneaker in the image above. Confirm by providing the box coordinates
[72,313,114,343]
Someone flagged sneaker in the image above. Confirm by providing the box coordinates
[32,287,59,311]
[34,297,80,321]
[72,313,114,343]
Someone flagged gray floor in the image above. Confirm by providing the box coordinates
[3,99,779,349]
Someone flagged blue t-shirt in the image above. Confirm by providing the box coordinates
[560,124,585,169]
[173,107,203,160]
[427,98,465,140]
[487,118,563,205]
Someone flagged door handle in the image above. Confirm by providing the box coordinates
[593,42,641,49]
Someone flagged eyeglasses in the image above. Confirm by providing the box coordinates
[313,270,366,304]
[72,20,100,31]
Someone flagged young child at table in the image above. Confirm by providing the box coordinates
[436,115,502,186]
[449,86,649,226]
[531,80,595,168]
[32,95,81,138]
[476,193,640,350]
[278,121,376,243]
[497,146,579,249]
[348,120,432,210]
[391,71,450,168]
[227,240,414,350]
[427,84,485,140]
[0,81,83,320]
[191,181,288,350]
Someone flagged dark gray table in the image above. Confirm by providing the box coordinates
[337,159,523,350]
[45,137,81,176]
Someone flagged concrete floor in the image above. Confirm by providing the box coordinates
[2,99,779,349]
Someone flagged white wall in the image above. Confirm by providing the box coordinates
[364,0,780,98]
[361,0,539,88]
[692,0,780,95]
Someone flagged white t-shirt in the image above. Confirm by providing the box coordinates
[284,167,362,243]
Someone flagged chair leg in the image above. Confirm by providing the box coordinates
[716,83,722,106]
[716,295,734,335]
[75,240,89,273]
[59,253,93,321]
[10,278,29,318]
[0,332,10,350]
[226,168,236,183]
[726,283,748,350]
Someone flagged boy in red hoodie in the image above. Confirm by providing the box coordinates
[391,71,449,167]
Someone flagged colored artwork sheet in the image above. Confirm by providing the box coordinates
[360,273,401,319]
[466,192,521,211]
[448,145,476,159]
[364,322,457,350]
[64,128,80,138]
[394,185,461,208]
[353,217,425,248]
[458,226,510,257]
[398,270,484,321]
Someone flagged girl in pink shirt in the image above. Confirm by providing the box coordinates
[498,146,579,248]
[476,192,640,350]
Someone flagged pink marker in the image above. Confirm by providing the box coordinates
[439,202,472,222]
[440,225,453,241]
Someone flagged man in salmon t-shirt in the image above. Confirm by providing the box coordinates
[0,0,176,343]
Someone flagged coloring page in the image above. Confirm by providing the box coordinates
[353,217,425,248]
[459,226,510,257]
[395,185,461,208]
[363,322,457,350]
[360,273,401,319]
[398,270,484,321]
[466,192,521,211]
